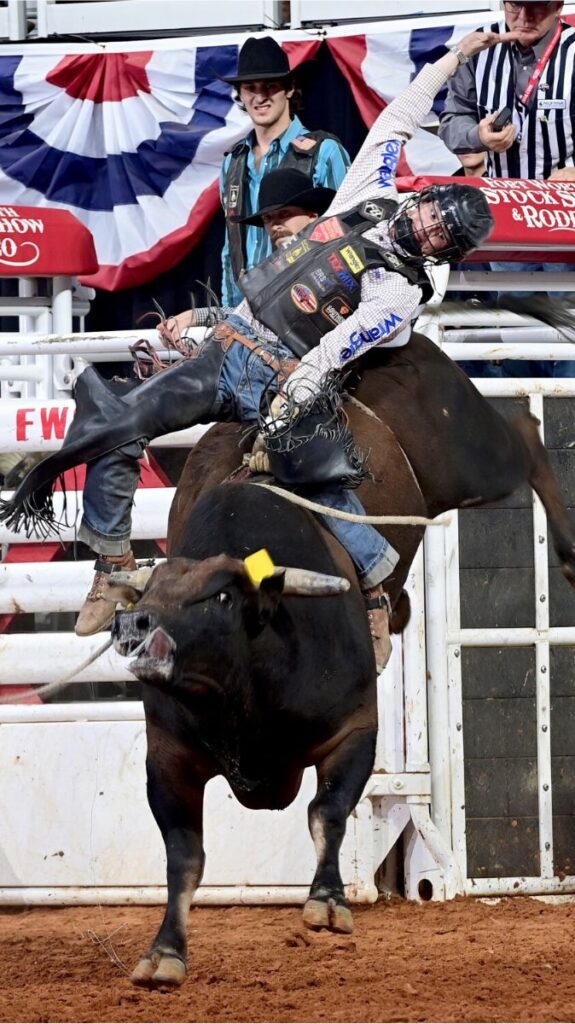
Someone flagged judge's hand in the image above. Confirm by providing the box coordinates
[478,113,518,152]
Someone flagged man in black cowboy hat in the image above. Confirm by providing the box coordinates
[218,35,350,305]
[1,29,509,673]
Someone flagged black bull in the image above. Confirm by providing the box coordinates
[111,333,575,987]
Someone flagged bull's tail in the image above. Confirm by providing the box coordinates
[497,294,575,342]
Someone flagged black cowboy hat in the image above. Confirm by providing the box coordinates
[233,168,336,227]
[221,36,310,87]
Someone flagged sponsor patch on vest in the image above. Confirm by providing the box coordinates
[378,139,401,188]
[292,135,318,151]
[340,245,364,274]
[360,200,385,222]
[310,217,345,242]
[310,267,336,295]
[291,283,318,314]
[321,296,353,326]
[228,185,240,209]
[285,240,311,264]
[327,252,359,293]
[339,313,403,362]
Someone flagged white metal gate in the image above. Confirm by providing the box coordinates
[425,378,575,896]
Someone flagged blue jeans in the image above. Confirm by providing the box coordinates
[458,261,575,379]
[80,325,396,587]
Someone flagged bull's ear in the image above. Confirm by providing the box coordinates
[245,570,285,636]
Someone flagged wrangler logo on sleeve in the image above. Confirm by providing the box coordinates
[340,313,403,362]
[378,139,401,188]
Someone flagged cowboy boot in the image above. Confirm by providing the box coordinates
[0,340,228,537]
[362,583,392,674]
[75,550,138,637]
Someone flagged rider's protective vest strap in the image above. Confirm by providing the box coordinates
[223,130,338,285]
[239,198,433,358]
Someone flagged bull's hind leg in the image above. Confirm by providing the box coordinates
[304,727,377,934]
[131,761,206,988]
[514,414,575,585]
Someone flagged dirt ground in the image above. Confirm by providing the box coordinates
[1,897,574,1023]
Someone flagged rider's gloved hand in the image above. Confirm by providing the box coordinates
[265,392,299,434]
[245,432,270,474]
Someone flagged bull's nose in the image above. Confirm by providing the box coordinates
[134,610,152,633]
[112,608,157,656]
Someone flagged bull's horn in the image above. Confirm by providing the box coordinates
[106,566,155,592]
[279,567,351,596]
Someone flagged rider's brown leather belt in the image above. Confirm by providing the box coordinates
[211,322,299,383]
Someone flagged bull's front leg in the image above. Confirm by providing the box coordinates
[132,760,206,988]
[304,727,377,934]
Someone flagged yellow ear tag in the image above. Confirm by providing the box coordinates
[244,548,275,588]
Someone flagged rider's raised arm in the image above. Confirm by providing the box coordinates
[328,29,517,215]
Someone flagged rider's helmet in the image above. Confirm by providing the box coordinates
[388,183,494,264]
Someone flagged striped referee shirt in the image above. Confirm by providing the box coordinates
[439,19,575,179]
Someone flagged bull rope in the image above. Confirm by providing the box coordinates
[253,483,451,527]
[346,394,383,421]
[0,636,113,705]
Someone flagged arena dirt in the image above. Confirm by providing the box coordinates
[0,897,574,1022]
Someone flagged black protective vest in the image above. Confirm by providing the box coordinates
[239,198,433,358]
[223,129,339,284]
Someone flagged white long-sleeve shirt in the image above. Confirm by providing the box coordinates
[232,55,456,403]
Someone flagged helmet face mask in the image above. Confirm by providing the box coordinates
[389,194,458,264]
[389,184,495,266]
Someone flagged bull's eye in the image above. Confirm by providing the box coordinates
[217,591,233,607]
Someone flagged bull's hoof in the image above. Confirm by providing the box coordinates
[131,951,186,988]
[303,897,354,934]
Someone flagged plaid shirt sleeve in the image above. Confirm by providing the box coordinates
[328,57,455,214]
[282,56,455,402]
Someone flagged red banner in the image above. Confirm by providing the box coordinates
[396,177,575,263]
[0,205,97,276]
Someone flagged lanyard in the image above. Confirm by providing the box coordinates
[518,20,563,108]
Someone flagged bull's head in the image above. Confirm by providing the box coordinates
[109,554,350,688]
